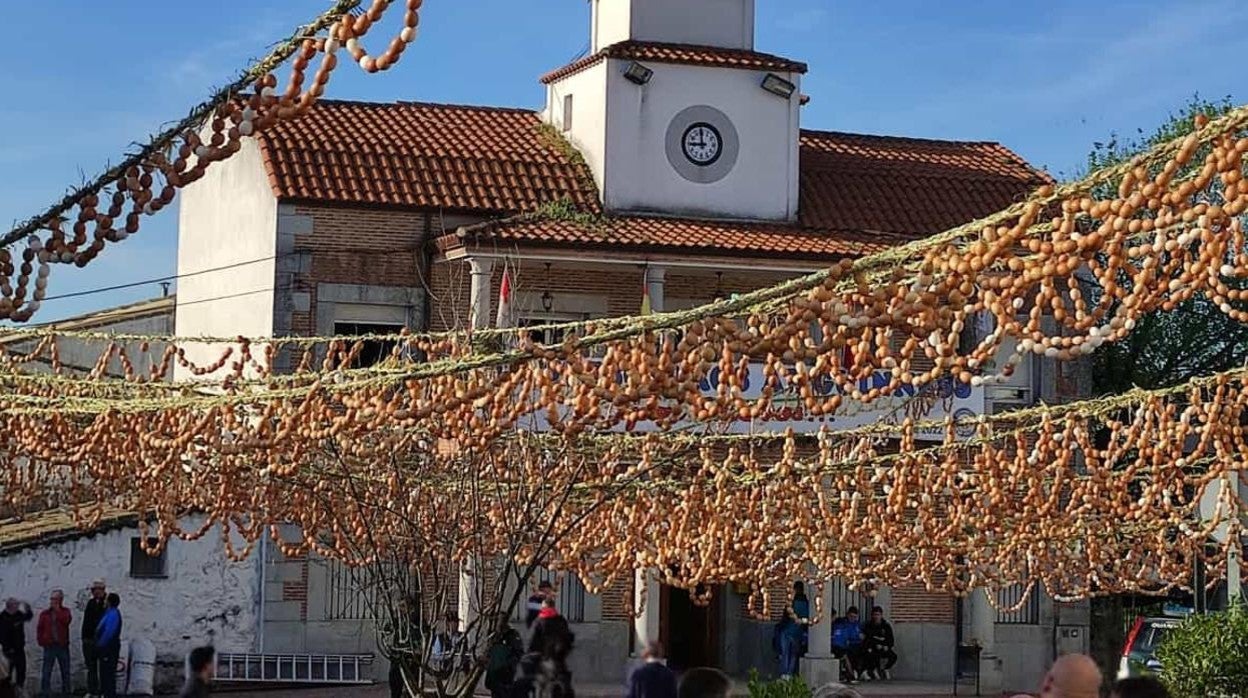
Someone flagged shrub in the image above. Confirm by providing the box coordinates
[1155,601,1248,697]
[747,669,811,698]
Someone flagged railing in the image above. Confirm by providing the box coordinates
[216,653,374,684]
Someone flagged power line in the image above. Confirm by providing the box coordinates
[39,254,284,303]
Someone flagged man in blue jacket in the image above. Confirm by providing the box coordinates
[95,593,123,698]
[831,606,864,683]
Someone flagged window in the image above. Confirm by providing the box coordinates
[334,322,405,369]
[324,558,380,621]
[512,569,586,623]
[129,537,168,578]
[996,583,1041,624]
[562,94,574,132]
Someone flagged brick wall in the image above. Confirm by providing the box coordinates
[890,585,955,624]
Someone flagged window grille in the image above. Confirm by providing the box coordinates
[995,583,1041,624]
[325,559,381,621]
[512,569,586,623]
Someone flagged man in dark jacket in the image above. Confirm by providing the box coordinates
[95,593,123,698]
[485,613,524,698]
[82,579,109,697]
[626,641,677,698]
[528,598,574,694]
[861,606,897,680]
[0,598,33,690]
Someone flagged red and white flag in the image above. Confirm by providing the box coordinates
[496,267,513,328]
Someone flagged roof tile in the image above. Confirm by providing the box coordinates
[540,40,808,84]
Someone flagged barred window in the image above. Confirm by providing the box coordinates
[513,569,586,623]
[129,537,168,579]
[826,578,884,619]
[324,558,381,621]
[996,583,1041,624]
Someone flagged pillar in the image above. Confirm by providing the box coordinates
[459,258,493,634]
[468,257,495,331]
[633,569,661,655]
[800,582,840,687]
[969,589,1003,695]
[645,265,667,314]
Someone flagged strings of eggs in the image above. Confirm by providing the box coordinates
[0,0,423,323]
[4,371,1245,606]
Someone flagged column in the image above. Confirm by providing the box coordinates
[460,257,493,633]
[800,582,840,687]
[468,257,495,330]
[645,265,667,314]
[633,569,661,654]
[969,589,1003,695]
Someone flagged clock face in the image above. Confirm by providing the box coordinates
[682,123,723,166]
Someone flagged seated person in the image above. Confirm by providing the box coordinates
[860,606,897,680]
[831,607,865,682]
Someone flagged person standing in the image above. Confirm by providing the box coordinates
[860,606,896,680]
[626,642,677,698]
[525,581,554,628]
[528,598,574,695]
[94,594,123,698]
[778,582,810,678]
[0,598,33,692]
[81,580,108,698]
[37,589,72,697]
[178,646,216,698]
[485,613,524,698]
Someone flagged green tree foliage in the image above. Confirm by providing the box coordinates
[1156,602,1248,697]
[1083,94,1248,395]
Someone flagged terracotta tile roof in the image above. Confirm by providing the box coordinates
[444,214,904,260]
[256,100,600,214]
[255,100,1048,258]
[797,130,1051,236]
[540,40,808,84]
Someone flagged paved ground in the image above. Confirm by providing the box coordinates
[215,681,975,698]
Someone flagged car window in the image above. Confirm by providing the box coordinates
[1134,621,1177,655]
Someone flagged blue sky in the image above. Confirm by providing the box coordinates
[2,0,1244,322]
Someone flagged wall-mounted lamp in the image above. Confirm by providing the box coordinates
[760,73,797,99]
[623,61,654,85]
[713,272,727,301]
[541,262,554,312]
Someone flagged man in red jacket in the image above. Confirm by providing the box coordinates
[37,589,72,697]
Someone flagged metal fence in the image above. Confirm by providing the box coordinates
[827,578,884,619]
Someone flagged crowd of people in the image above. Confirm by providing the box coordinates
[0,580,122,698]
[0,580,215,698]
[775,583,898,684]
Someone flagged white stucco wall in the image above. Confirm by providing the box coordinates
[592,0,755,51]
[0,515,258,692]
[4,311,173,378]
[602,60,800,220]
[175,136,278,379]
[546,62,610,196]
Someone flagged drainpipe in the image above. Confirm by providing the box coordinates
[257,534,266,653]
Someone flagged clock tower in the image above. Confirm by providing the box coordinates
[542,0,805,222]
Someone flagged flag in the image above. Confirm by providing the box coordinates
[496,266,513,328]
[641,278,652,316]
